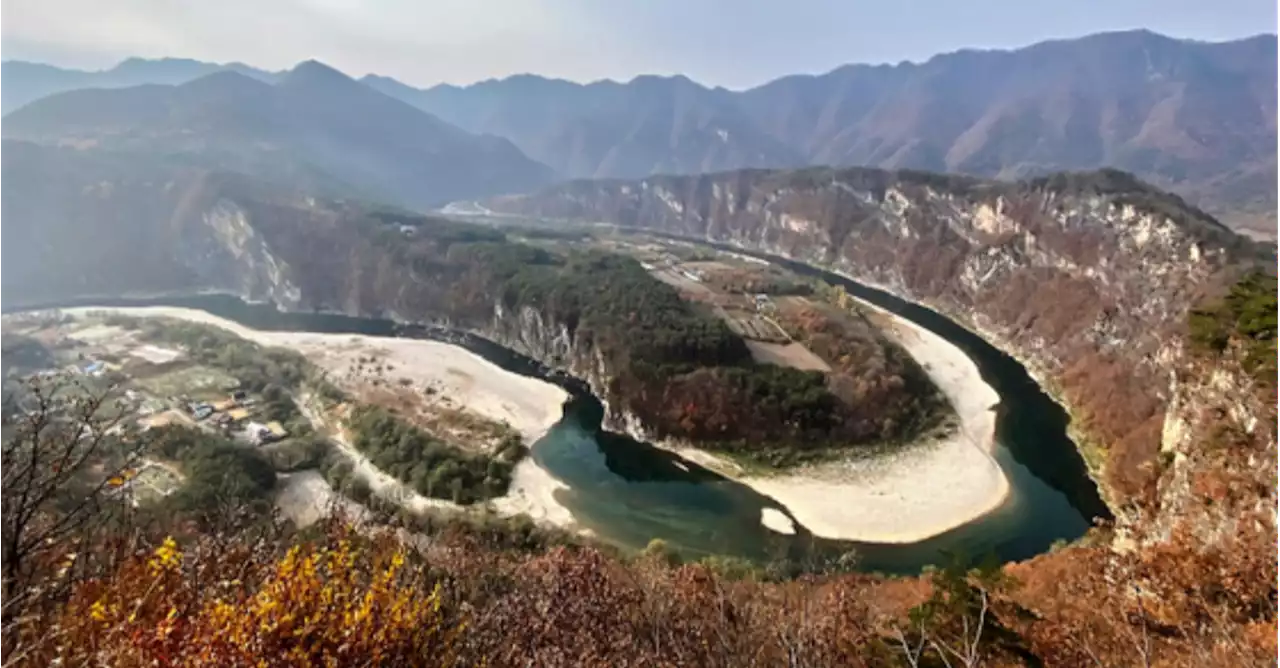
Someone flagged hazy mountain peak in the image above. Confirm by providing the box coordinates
[2,54,555,210]
[114,56,207,68]
[627,73,698,88]
[500,73,573,85]
[360,73,399,86]
[107,56,222,80]
[280,59,355,88]
[178,69,272,96]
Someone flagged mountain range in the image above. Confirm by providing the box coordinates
[381,30,1278,236]
[1,26,1275,668]
[2,29,1276,235]
[1,57,280,113]
[2,60,553,209]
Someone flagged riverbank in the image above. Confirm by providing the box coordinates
[60,306,578,530]
[651,299,1010,544]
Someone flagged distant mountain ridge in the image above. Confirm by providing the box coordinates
[361,73,809,180]
[2,61,554,209]
[1,57,281,114]
[399,30,1275,236]
[4,29,1276,234]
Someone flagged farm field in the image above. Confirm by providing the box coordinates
[744,340,832,372]
[717,307,789,343]
[134,365,240,400]
[649,267,714,296]
[128,463,184,504]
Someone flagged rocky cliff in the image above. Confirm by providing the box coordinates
[486,167,1272,511]
[1151,339,1276,547]
[5,156,943,464]
[7,143,1271,531]
[481,302,645,438]
[146,163,1273,551]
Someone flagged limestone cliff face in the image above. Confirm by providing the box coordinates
[1151,342,1276,546]
[480,302,668,442]
[486,168,1267,507]
[178,201,660,439]
[179,198,304,308]
[1,166,309,310]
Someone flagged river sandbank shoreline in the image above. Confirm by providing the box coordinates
[58,301,1011,546]
[59,306,578,530]
[647,297,1011,544]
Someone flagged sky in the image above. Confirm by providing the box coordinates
[2,0,1276,89]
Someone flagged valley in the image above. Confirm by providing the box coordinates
[4,158,1273,663]
[483,166,1273,509]
[504,231,1017,543]
[2,20,1274,665]
[4,153,1262,560]
[3,255,1098,571]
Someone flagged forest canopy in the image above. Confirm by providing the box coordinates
[344,405,524,504]
[360,218,950,467]
[1188,269,1277,382]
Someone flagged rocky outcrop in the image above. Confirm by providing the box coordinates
[184,199,304,308]
[481,302,674,443]
[1150,341,1276,546]
[486,167,1270,508]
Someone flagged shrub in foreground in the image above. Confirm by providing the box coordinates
[40,525,462,667]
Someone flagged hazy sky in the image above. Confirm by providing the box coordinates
[3,0,1275,89]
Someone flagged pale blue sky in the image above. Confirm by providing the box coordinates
[2,0,1275,89]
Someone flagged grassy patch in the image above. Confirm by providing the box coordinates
[135,365,240,398]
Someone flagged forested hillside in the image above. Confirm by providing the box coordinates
[272,212,950,463]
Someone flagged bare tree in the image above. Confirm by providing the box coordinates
[893,559,1006,668]
[2,376,141,646]
[927,586,989,668]
[894,621,929,668]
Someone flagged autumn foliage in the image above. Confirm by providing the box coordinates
[22,525,461,667]
[7,500,1273,668]
[3,271,1275,668]
[3,363,1276,666]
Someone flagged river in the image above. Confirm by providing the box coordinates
[9,256,1108,573]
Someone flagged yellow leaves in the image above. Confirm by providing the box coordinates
[89,599,109,622]
[175,536,455,664]
[36,525,465,667]
[149,535,182,573]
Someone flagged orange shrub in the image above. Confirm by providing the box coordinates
[36,527,462,667]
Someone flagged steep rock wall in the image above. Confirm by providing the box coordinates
[1151,342,1276,546]
[486,168,1265,508]
[32,164,1264,534]
[481,302,673,443]
[179,198,305,308]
